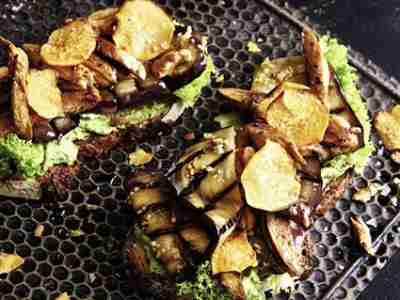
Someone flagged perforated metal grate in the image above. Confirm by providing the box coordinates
[0,1,400,300]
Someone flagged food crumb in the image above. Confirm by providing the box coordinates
[34,224,45,238]
[70,229,83,237]
[129,148,153,166]
[247,41,261,53]
[89,273,96,283]
[55,292,70,300]
[0,253,24,274]
[215,74,225,83]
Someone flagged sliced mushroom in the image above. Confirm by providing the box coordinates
[62,90,101,113]
[152,233,187,274]
[0,37,33,139]
[302,28,330,107]
[97,38,146,80]
[128,187,170,214]
[179,224,210,254]
[139,206,175,235]
[83,54,118,87]
[264,214,312,277]
[351,216,375,255]
[315,171,352,216]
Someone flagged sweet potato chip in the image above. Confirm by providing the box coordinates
[113,0,175,61]
[211,230,257,275]
[26,69,64,119]
[242,139,301,212]
[41,20,97,66]
[266,86,330,146]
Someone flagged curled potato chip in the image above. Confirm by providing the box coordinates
[113,0,175,61]
[0,253,24,274]
[41,20,97,66]
[241,139,301,212]
[266,86,330,147]
[26,69,64,119]
[211,230,257,275]
[374,105,400,151]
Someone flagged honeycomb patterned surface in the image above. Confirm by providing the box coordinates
[0,0,400,300]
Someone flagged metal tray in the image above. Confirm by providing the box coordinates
[0,0,400,299]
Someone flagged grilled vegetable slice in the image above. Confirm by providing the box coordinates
[41,20,97,66]
[26,69,64,119]
[302,28,330,106]
[204,185,245,237]
[62,90,100,113]
[97,38,146,79]
[174,127,236,193]
[252,56,306,94]
[153,233,187,274]
[177,127,237,166]
[113,0,175,61]
[129,187,170,214]
[219,272,246,300]
[264,214,312,277]
[315,171,351,216]
[266,86,330,147]
[211,230,257,275]
[242,139,301,212]
[374,105,400,151]
[139,206,174,235]
[184,151,237,210]
[179,224,210,254]
[0,38,33,140]
[351,216,375,255]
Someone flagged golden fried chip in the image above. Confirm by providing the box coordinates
[88,7,118,34]
[41,20,97,66]
[26,69,64,119]
[0,253,24,274]
[242,140,301,212]
[211,230,257,275]
[113,0,175,61]
[266,86,330,146]
[374,105,400,151]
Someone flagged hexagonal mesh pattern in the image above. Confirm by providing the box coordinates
[0,1,399,300]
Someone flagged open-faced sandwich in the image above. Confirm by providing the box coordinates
[0,0,214,200]
[122,28,373,300]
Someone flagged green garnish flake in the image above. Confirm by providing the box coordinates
[0,134,45,178]
[176,261,233,300]
[247,41,262,53]
[174,56,216,108]
[320,36,373,184]
[242,269,266,300]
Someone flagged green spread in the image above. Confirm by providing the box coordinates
[176,261,233,300]
[174,56,216,107]
[79,113,116,135]
[0,134,45,178]
[320,36,373,184]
